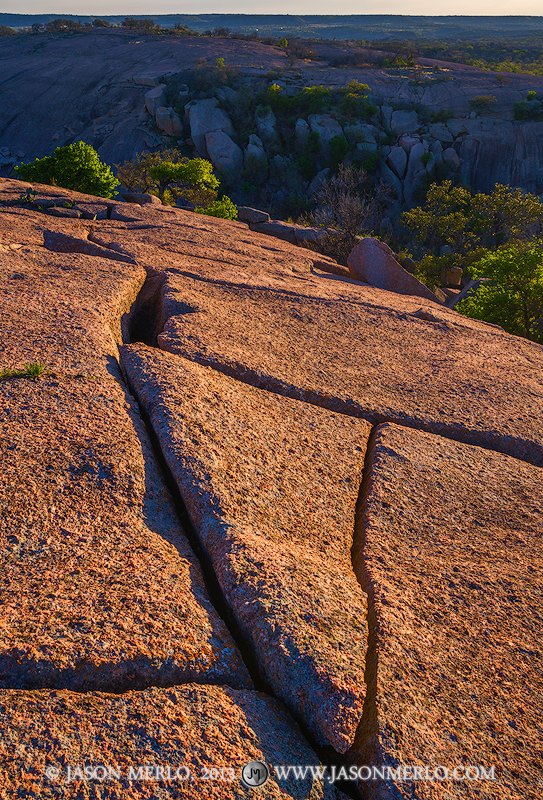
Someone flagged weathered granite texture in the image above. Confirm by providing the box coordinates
[0,202,250,690]
[0,177,542,800]
[122,345,372,753]
[0,375,249,691]
[351,423,543,800]
[155,276,543,467]
[347,237,438,302]
[0,685,336,798]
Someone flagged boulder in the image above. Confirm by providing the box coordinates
[249,219,298,245]
[244,134,268,181]
[404,141,429,206]
[424,151,436,173]
[381,105,393,129]
[386,145,408,179]
[144,84,166,115]
[294,226,328,246]
[76,202,110,220]
[398,134,420,154]
[155,106,183,137]
[445,265,463,286]
[347,237,438,301]
[447,119,467,137]
[389,109,419,135]
[204,132,243,177]
[184,98,234,157]
[308,167,330,196]
[379,160,404,202]
[237,206,270,224]
[443,147,461,167]
[271,154,305,193]
[121,192,162,205]
[133,75,159,87]
[177,83,190,102]
[215,86,241,104]
[344,122,377,145]
[295,117,310,148]
[255,106,279,146]
[307,114,344,156]
[355,141,378,157]
[428,123,454,143]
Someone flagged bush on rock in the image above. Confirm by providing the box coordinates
[15,142,119,199]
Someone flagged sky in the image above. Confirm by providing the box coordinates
[2,2,542,15]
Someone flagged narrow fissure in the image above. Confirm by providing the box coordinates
[155,350,543,469]
[120,364,274,700]
[125,269,542,470]
[348,426,381,800]
[120,276,364,799]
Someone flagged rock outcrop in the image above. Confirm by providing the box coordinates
[185,98,235,158]
[347,237,438,301]
[0,177,541,799]
[155,106,183,137]
[205,131,244,177]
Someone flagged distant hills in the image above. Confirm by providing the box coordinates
[2,14,543,41]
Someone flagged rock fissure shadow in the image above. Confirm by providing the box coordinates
[118,276,366,798]
[347,425,388,800]
[154,349,543,469]
[117,362,363,798]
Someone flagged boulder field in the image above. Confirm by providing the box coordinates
[0,177,541,799]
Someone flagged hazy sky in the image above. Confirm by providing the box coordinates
[2,2,542,16]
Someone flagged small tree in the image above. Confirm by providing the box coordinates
[457,241,543,342]
[148,159,219,202]
[402,180,473,254]
[116,150,237,217]
[303,165,389,263]
[402,180,543,286]
[15,141,119,198]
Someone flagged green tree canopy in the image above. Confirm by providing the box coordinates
[116,150,236,219]
[14,142,119,198]
[148,159,219,202]
[403,180,543,256]
[457,241,543,343]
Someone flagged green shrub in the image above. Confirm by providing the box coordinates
[468,94,497,111]
[195,196,237,219]
[330,135,350,168]
[430,109,454,123]
[513,95,543,121]
[15,142,119,198]
[337,80,377,119]
[456,242,543,342]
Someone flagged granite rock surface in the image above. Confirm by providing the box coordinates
[154,276,543,466]
[0,684,336,799]
[121,344,372,753]
[352,423,543,799]
[0,177,541,800]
